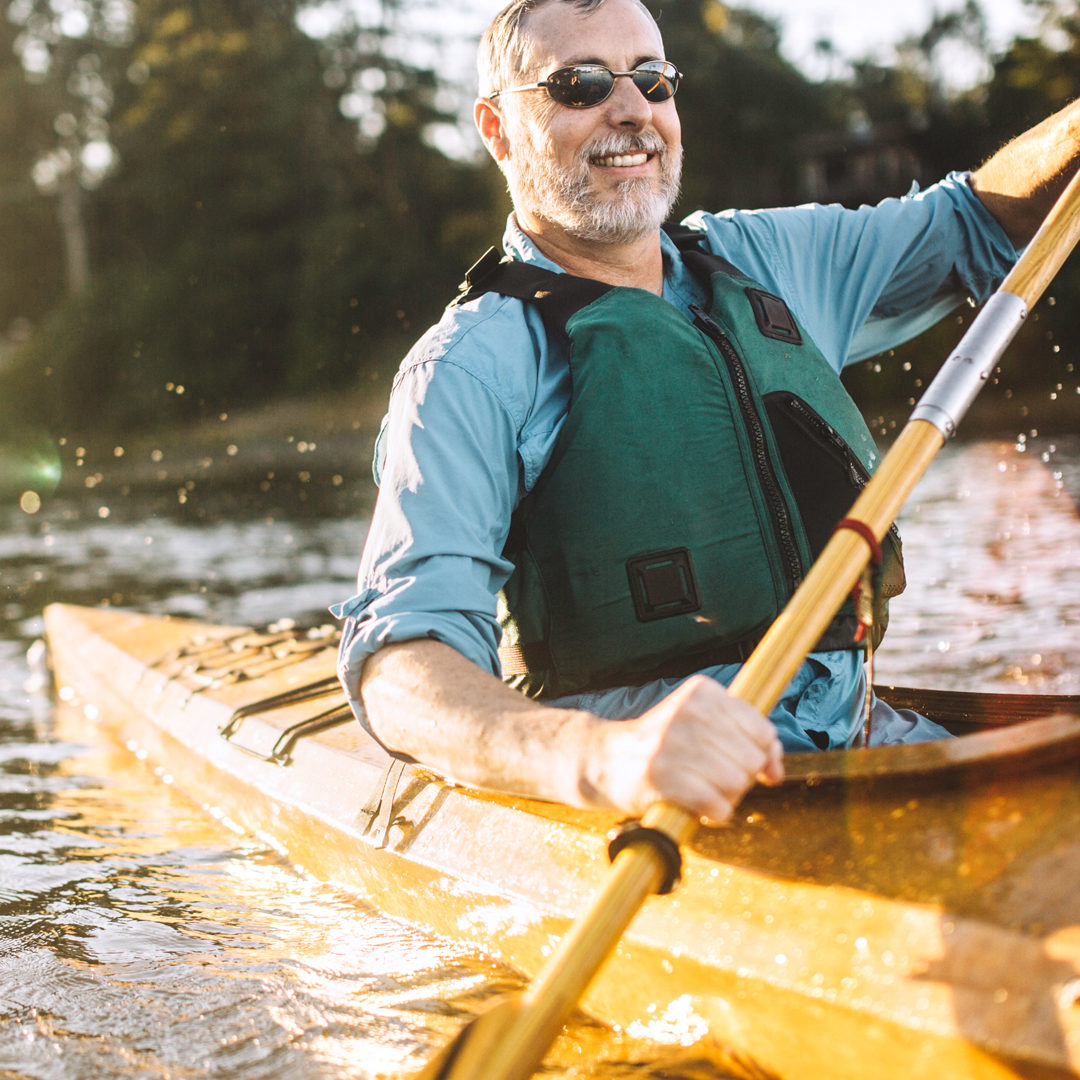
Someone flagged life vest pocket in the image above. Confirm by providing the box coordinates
[763,390,905,601]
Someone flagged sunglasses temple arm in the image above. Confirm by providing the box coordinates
[488,84,547,99]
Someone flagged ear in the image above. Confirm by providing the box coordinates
[475,98,511,162]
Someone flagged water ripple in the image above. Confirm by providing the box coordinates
[0,443,1077,1076]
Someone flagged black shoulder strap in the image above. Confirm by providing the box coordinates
[662,222,747,282]
[451,247,613,336]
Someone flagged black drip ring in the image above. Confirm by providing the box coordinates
[606,820,683,896]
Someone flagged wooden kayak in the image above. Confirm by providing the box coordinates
[43,602,1080,1080]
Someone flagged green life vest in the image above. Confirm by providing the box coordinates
[453,226,904,699]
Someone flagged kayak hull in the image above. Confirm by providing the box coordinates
[43,603,1080,1079]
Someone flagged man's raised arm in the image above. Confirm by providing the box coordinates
[361,639,783,823]
[972,99,1080,245]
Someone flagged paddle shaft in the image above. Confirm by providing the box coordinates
[427,167,1080,1080]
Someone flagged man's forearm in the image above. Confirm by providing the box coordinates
[972,99,1080,246]
[359,639,784,821]
[360,639,602,806]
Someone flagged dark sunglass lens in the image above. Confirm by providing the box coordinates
[546,66,614,107]
[632,62,678,102]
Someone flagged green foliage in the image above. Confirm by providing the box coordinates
[649,0,833,212]
[842,1,1080,402]
[0,15,65,331]
[1,0,1079,436]
[0,0,506,433]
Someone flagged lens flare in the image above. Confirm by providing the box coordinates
[0,433,62,507]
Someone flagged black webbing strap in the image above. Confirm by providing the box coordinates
[357,758,406,849]
[451,247,613,335]
[454,225,744,324]
[661,222,747,282]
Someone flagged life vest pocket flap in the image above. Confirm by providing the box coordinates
[745,288,803,345]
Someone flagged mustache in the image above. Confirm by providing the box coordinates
[579,132,670,163]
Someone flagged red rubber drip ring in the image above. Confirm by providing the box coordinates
[834,517,882,566]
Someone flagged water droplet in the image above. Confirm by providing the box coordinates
[19,491,41,514]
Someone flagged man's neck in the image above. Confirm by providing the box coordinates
[514,213,665,294]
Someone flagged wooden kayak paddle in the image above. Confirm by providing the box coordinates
[416,168,1080,1080]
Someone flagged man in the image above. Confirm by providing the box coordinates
[334,0,1077,826]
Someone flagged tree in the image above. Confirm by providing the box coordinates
[0,0,506,433]
[647,0,835,213]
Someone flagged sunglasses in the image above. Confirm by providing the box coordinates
[490,60,681,109]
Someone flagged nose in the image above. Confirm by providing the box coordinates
[603,73,653,128]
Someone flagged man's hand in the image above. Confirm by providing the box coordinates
[582,674,784,824]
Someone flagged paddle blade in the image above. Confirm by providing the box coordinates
[415,996,534,1080]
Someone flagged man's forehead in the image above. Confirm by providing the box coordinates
[519,0,664,73]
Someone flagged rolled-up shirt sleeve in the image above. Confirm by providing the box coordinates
[333,351,523,727]
[688,171,1018,371]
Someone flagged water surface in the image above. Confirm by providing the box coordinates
[0,436,1077,1078]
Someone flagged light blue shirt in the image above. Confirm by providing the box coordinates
[334,173,1016,753]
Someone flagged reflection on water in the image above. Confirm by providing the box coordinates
[0,439,1078,1077]
[0,720,513,1079]
[876,437,1080,692]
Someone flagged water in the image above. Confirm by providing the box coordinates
[874,435,1080,693]
[0,437,1078,1078]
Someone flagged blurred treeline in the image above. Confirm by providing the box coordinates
[1,0,1079,437]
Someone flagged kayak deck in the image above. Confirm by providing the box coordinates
[44,602,1080,1080]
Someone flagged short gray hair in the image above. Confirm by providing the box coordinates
[478,0,658,98]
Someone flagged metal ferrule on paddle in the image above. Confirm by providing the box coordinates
[420,167,1080,1080]
[909,291,1028,437]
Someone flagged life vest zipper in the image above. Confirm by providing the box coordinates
[781,394,866,489]
[772,393,901,544]
[690,304,803,593]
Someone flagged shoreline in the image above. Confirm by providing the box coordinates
[45,391,388,500]
[12,383,1079,505]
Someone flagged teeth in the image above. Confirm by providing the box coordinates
[593,153,649,168]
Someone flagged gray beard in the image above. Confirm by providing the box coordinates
[509,128,683,245]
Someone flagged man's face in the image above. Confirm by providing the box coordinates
[498,0,682,245]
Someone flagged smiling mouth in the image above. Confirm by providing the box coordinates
[591,152,652,168]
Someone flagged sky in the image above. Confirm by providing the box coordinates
[709,0,1039,74]
[299,1,1046,91]
[295,0,1048,157]
[452,0,1044,86]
